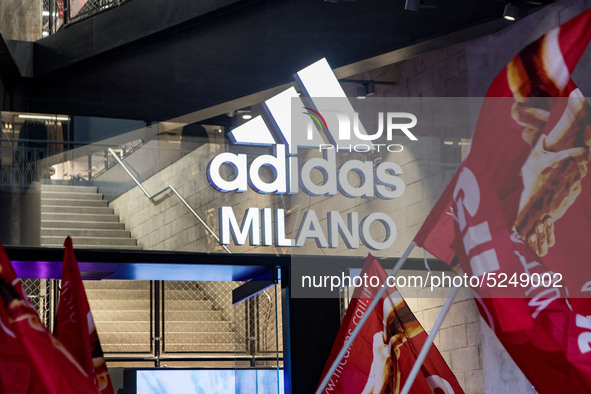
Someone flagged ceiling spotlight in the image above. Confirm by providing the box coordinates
[503,2,520,21]
[356,88,367,100]
[356,81,376,100]
[234,108,252,120]
[18,114,69,121]
[404,0,421,12]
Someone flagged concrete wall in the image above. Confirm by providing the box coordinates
[0,0,42,41]
[346,42,468,98]
[109,141,275,253]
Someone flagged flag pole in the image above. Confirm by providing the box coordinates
[400,285,460,394]
[315,241,416,394]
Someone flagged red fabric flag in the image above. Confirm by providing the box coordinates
[0,242,98,393]
[414,7,591,393]
[317,255,464,393]
[55,236,115,394]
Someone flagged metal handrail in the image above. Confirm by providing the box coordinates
[107,147,231,254]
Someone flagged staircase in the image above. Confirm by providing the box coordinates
[41,184,239,358]
[163,282,238,353]
[84,280,152,353]
[83,280,239,355]
[41,184,140,249]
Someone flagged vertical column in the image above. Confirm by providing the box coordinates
[281,266,341,393]
[0,182,41,247]
[153,280,161,367]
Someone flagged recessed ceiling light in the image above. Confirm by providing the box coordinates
[19,114,69,121]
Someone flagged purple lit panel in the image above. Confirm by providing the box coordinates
[12,260,269,281]
[13,260,62,279]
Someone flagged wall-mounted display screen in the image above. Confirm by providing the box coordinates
[136,368,284,393]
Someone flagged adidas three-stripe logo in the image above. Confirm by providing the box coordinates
[227,58,372,154]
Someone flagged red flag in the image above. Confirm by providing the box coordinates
[415,7,591,298]
[414,7,591,393]
[0,242,98,393]
[317,255,463,393]
[55,236,115,394]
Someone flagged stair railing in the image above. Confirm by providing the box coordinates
[107,147,231,254]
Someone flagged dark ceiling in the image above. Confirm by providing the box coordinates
[3,0,515,122]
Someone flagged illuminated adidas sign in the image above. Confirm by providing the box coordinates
[207,58,417,250]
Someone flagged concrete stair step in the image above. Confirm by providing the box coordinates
[42,228,131,238]
[42,205,114,215]
[164,290,207,301]
[162,343,238,352]
[90,300,151,310]
[100,332,237,345]
[99,343,240,353]
[42,184,98,194]
[42,236,137,246]
[42,220,125,230]
[100,331,150,338]
[164,321,231,332]
[96,322,236,334]
[98,334,241,352]
[92,310,151,321]
[163,300,215,311]
[99,333,151,348]
[90,299,216,311]
[86,289,149,300]
[95,321,151,332]
[42,198,107,207]
[41,191,103,200]
[41,244,143,250]
[164,310,223,321]
[164,331,235,344]
[100,343,152,353]
[84,280,149,290]
[42,212,119,222]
